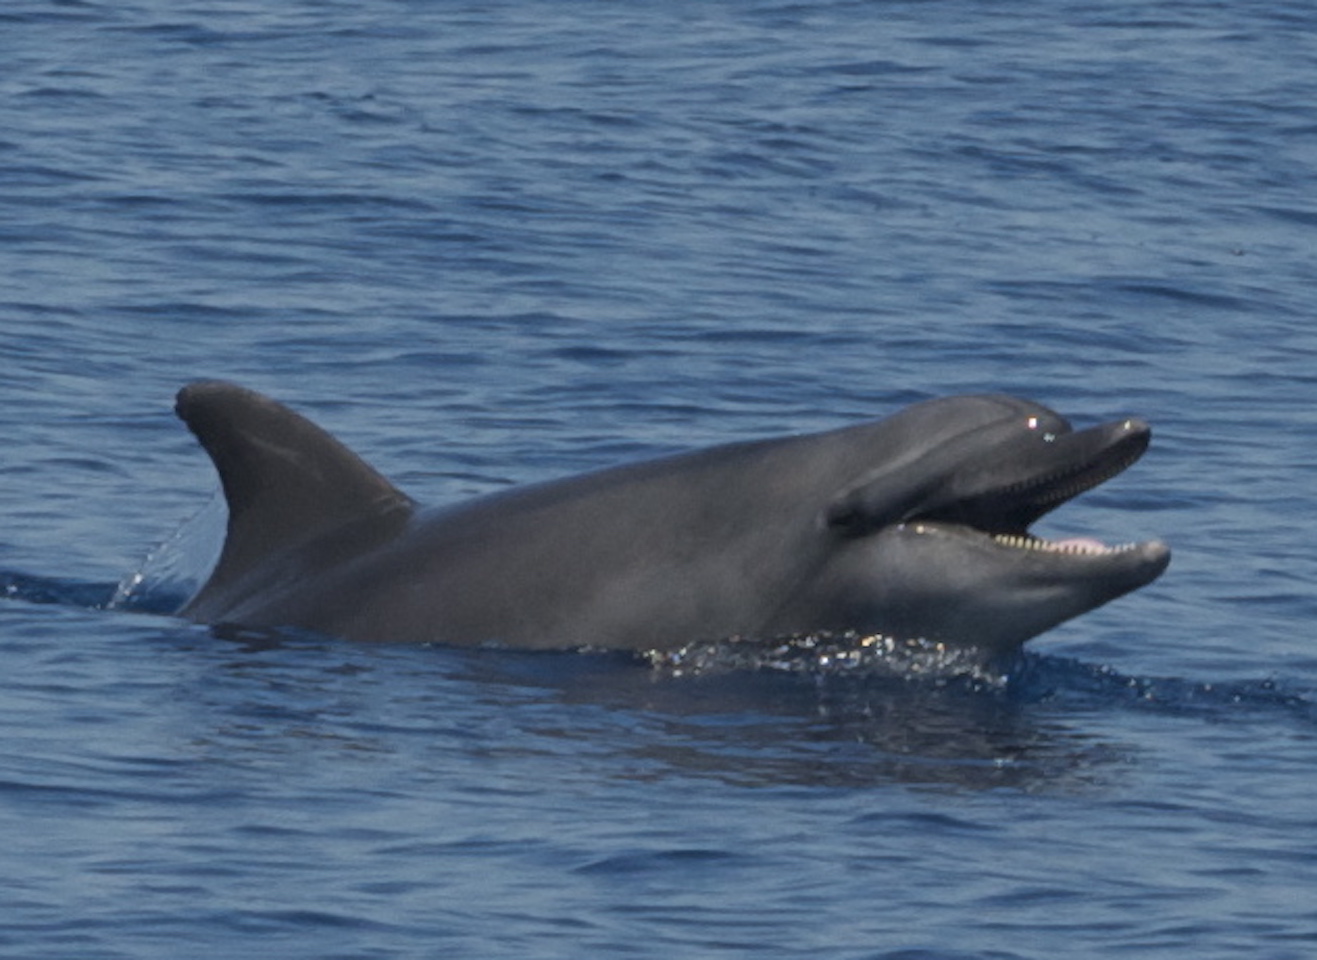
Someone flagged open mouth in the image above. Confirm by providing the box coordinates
[909,418,1159,560]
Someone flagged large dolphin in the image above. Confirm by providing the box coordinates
[175,382,1169,658]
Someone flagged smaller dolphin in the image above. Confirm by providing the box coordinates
[175,383,1169,658]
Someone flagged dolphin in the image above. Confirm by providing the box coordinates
[174,382,1169,658]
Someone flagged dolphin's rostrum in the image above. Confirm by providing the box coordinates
[176,382,1169,658]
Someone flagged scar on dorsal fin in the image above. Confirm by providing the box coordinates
[175,381,415,607]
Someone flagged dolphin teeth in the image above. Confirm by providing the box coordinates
[991,533,1134,556]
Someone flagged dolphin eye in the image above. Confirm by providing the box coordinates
[1025,417,1057,443]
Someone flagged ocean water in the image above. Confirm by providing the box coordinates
[3,1,1317,957]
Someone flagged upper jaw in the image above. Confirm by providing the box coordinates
[995,418,1152,527]
[903,417,1165,567]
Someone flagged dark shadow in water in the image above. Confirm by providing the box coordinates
[1012,652,1316,722]
[433,646,1122,791]
[441,642,1316,792]
[1,570,120,610]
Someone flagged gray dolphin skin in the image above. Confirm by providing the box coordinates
[175,382,1169,658]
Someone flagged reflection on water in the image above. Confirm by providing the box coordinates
[448,643,1316,791]
[444,646,1123,792]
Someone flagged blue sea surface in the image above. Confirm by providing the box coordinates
[3,1,1317,957]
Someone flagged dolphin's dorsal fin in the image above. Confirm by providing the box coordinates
[175,381,415,603]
